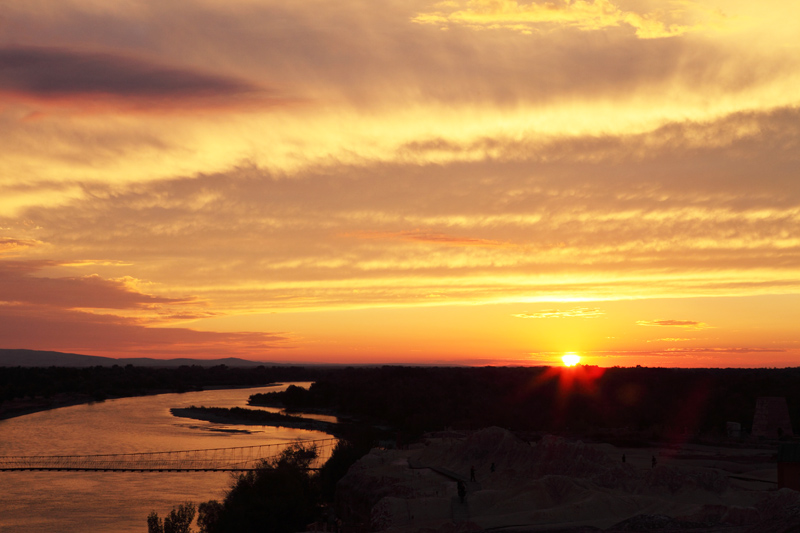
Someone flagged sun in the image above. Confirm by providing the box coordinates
[562,353,581,367]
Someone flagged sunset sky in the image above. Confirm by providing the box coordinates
[2,0,799,367]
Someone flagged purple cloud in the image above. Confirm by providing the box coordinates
[0,303,288,358]
[0,260,192,310]
[0,46,275,110]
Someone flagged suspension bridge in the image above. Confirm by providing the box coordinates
[0,438,338,472]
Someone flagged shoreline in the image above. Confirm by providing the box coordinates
[0,383,283,422]
[0,393,97,422]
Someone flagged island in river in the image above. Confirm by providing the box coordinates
[170,406,338,435]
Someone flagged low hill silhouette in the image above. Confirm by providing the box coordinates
[0,348,272,368]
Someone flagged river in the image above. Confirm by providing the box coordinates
[0,383,334,532]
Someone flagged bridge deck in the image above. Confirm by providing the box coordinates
[0,438,337,473]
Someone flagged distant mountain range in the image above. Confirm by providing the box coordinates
[0,349,274,368]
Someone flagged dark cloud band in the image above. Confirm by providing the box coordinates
[0,46,258,101]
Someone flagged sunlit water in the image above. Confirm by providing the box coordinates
[0,383,334,532]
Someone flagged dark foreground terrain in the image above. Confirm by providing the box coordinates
[155,365,800,533]
[4,360,799,532]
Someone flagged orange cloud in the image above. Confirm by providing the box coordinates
[0,260,288,358]
[662,347,783,354]
[344,230,511,248]
[583,347,788,359]
[0,260,194,310]
[0,302,288,359]
[0,238,42,254]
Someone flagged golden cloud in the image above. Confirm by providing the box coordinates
[662,347,785,354]
[413,0,709,38]
[513,307,604,318]
[0,238,42,254]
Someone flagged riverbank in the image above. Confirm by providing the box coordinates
[0,383,281,422]
[0,393,97,421]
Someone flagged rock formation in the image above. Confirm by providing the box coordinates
[334,427,799,532]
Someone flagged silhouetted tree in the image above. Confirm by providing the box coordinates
[165,502,196,533]
[197,500,223,533]
[152,435,374,533]
[147,502,195,533]
[318,434,374,502]
[147,511,163,533]
[199,442,320,533]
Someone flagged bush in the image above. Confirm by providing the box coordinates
[147,502,196,533]
[198,443,320,533]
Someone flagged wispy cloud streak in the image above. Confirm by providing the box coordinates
[513,308,604,319]
[413,0,713,38]
[344,230,511,248]
[637,320,711,329]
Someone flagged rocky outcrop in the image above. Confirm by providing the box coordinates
[334,428,788,533]
[335,447,457,529]
[336,428,641,532]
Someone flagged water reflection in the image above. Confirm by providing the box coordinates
[0,383,333,533]
[245,404,339,425]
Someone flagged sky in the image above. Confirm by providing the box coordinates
[1,0,799,367]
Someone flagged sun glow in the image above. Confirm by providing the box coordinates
[562,353,581,367]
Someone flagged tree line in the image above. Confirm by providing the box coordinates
[0,364,320,408]
[250,365,800,443]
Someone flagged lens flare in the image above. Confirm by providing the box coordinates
[562,353,580,366]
